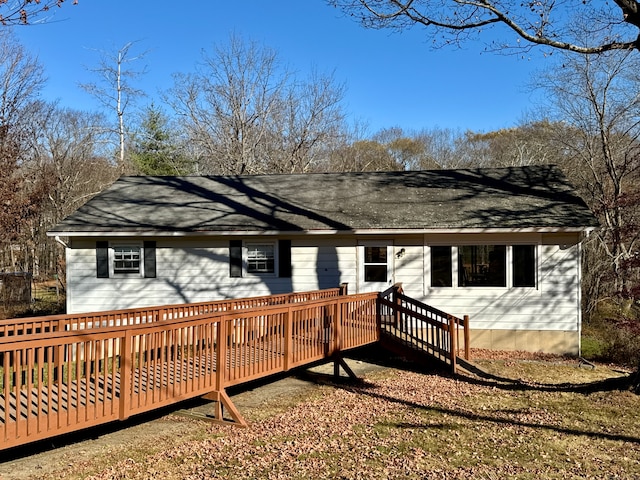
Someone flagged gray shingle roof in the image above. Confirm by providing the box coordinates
[48,165,599,236]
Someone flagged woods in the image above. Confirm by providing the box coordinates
[0,27,637,370]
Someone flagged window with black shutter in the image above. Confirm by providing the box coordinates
[278,240,292,278]
[229,240,243,277]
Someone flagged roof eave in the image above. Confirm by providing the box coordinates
[46,225,598,238]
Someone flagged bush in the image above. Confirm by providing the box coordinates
[583,299,640,368]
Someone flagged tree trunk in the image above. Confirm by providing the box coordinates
[632,364,640,394]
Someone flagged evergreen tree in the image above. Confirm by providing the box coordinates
[130,104,192,175]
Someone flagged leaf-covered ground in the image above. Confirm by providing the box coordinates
[3,351,639,479]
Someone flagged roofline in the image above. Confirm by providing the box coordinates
[47,226,598,238]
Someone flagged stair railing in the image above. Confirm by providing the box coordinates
[378,283,470,372]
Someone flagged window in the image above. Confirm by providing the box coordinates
[429,244,537,289]
[96,241,156,278]
[229,240,291,278]
[113,246,141,274]
[513,245,536,287]
[246,244,275,274]
[458,245,506,287]
[431,246,452,287]
[364,246,387,282]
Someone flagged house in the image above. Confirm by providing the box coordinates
[47,165,599,355]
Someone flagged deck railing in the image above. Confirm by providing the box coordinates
[0,288,377,451]
[378,284,470,372]
[0,287,344,337]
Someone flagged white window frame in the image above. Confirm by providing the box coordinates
[426,244,539,291]
[363,245,389,283]
[110,243,144,278]
[245,242,277,276]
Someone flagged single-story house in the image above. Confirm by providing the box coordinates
[48,165,599,355]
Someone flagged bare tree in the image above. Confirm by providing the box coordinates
[329,0,640,54]
[81,41,147,172]
[167,35,286,175]
[0,0,77,26]
[167,34,349,175]
[0,30,47,272]
[24,104,116,282]
[536,49,640,308]
[462,121,566,167]
[267,69,348,173]
[328,139,398,171]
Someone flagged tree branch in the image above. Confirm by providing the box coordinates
[331,0,640,53]
[0,1,77,26]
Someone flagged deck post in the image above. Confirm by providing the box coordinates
[284,306,292,371]
[393,283,403,329]
[215,317,228,392]
[333,356,357,379]
[201,390,248,427]
[464,315,471,360]
[449,315,457,373]
[332,298,343,356]
[118,331,131,420]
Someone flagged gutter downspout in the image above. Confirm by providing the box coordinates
[54,235,69,249]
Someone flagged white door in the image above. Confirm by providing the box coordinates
[358,243,393,293]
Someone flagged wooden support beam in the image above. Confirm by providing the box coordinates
[333,356,358,380]
[201,390,248,427]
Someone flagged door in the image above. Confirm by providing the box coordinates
[358,243,393,293]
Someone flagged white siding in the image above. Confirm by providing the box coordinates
[67,237,358,313]
[417,233,582,332]
[66,233,583,343]
[392,240,425,299]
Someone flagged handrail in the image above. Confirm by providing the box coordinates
[0,288,343,337]
[0,284,467,451]
[378,284,469,372]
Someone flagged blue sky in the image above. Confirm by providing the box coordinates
[15,1,546,134]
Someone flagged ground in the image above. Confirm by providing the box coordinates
[0,355,387,480]
[0,348,637,479]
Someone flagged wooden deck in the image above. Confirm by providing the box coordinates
[0,286,468,451]
[0,289,380,450]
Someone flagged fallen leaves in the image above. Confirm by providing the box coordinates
[25,355,640,480]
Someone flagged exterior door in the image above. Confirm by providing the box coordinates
[358,243,393,293]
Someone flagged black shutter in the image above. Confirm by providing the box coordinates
[96,241,109,278]
[229,240,242,277]
[144,241,157,278]
[278,239,292,278]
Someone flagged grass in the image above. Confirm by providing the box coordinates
[11,355,637,480]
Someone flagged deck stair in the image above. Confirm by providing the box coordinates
[377,284,470,373]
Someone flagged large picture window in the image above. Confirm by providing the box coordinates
[458,245,506,287]
[429,244,537,289]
